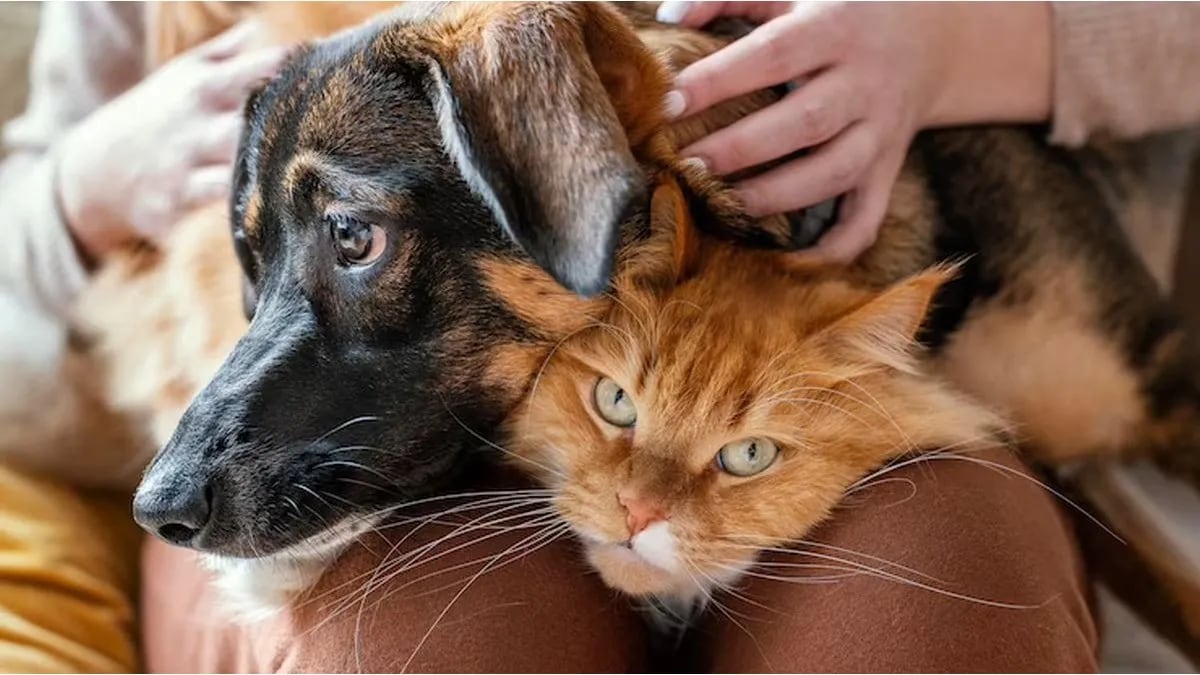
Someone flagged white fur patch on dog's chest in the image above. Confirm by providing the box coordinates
[204,513,382,622]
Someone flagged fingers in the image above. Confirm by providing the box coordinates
[207,46,288,109]
[656,1,791,28]
[666,6,838,119]
[734,122,876,216]
[194,111,243,164]
[184,165,233,208]
[794,150,905,264]
[681,73,863,175]
[656,1,725,27]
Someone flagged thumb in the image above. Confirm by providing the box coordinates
[656,1,791,28]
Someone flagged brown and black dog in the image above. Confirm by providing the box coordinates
[53,0,1197,656]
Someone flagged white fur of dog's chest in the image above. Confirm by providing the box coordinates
[204,513,383,622]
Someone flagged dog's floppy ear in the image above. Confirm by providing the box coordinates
[420,3,667,296]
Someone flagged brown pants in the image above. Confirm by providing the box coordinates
[141,448,1098,672]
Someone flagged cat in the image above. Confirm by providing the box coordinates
[504,178,1010,617]
[7,3,1195,651]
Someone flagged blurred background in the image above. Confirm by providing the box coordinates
[0,4,37,136]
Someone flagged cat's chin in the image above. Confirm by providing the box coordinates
[584,542,700,599]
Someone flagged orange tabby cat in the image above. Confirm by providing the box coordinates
[505,180,1008,608]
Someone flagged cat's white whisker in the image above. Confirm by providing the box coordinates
[813,384,917,452]
[526,319,635,421]
[398,523,571,673]
[680,555,776,670]
[602,290,652,348]
[310,509,562,635]
[339,515,566,626]
[716,542,1039,610]
[710,560,859,584]
[905,452,1122,541]
[296,492,554,613]
[754,557,1038,610]
[351,523,570,673]
[721,535,945,584]
[346,505,556,606]
[690,562,785,618]
[437,395,568,481]
[710,538,1041,607]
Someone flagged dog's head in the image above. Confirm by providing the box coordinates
[132,2,691,557]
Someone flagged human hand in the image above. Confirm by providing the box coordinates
[657,1,1051,262]
[58,21,287,260]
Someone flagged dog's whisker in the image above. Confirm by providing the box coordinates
[293,483,336,514]
[296,492,556,610]
[434,394,568,481]
[398,523,570,673]
[311,459,402,488]
[311,415,385,446]
[313,502,557,618]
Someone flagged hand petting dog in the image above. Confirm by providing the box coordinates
[657,1,1053,263]
[57,20,285,260]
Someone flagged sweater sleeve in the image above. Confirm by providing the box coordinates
[0,2,144,321]
[1051,2,1200,147]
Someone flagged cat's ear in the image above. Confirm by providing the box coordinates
[418,3,668,297]
[653,176,701,283]
[616,173,702,290]
[820,265,957,373]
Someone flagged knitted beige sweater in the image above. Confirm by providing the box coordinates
[1052,2,1200,146]
[1,2,1198,316]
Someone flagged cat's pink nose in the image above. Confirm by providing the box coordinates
[618,492,666,537]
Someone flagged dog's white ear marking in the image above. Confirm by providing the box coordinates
[414,2,661,299]
[427,64,511,261]
[425,56,634,298]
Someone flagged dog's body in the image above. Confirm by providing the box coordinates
[6,0,1195,655]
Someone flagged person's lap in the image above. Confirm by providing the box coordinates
[141,448,1098,672]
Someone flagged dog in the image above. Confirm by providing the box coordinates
[19,1,1196,656]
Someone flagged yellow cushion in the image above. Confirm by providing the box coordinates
[0,465,140,673]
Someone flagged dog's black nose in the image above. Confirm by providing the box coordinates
[133,479,213,547]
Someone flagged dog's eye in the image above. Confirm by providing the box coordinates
[329,216,386,266]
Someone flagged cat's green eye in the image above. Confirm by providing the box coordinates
[716,437,779,477]
[593,377,637,427]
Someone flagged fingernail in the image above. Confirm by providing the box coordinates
[663,90,687,120]
[656,1,693,24]
[681,156,709,173]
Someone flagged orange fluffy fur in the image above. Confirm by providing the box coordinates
[504,182,1009,605]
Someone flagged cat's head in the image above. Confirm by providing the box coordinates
[506,182,1006,603]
